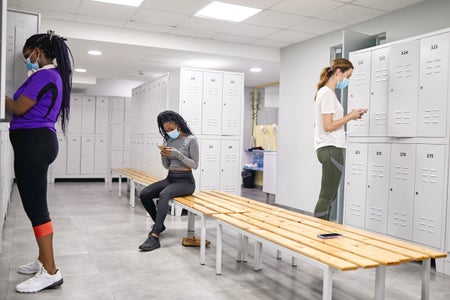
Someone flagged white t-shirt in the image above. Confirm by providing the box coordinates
[314,86,346,150]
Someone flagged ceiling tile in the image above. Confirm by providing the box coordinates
[290,18,348,34]
[320,4,385,24]
[266,29,315,43]
[130,8,189,26]
[124,21,174,33]
[220,23,280,38]
[10,0,82,13]
[75,14,128,27]
[252,39,291,48]
[271,0,344,17]
[244,10,310,29]
[178,16,232,32]
[170,27,217,39]
[140,0,210,14]
[213,33,258,44]
[353,0,424,12]
[221,0,283,9]
[78,1,137,19]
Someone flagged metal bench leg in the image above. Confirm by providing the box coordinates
[254,241,262,271]
[323,267,333,300]
[276,250,282,260]
[375,265,386,300]
[243,236,248,263]
[187,211,195,234]
[236,234,243,262]
[216,223,222,275]
[421,258,430,300]
[200,215,206,265]
[118,174,122,197]
[130,180,136,207]
[291,257,297,267]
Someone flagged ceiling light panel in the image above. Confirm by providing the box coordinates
[195,1,262,22]
[91,0,143,7]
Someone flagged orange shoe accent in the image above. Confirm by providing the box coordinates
[33,222,53,238]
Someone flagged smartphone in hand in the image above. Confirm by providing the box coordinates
[157,145,166,150]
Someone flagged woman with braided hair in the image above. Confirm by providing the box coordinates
[5,31,73,293]
[139,110,199,251]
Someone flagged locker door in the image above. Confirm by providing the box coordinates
[348,51,371,136]
[388,143,416,240]
[52,135,67,176]
[202,72,223,135]
[199,139,221,190]
[123,150,130,168]
[81,136,95,174]
[413,144,445,248]
[94,137,108,174]
[180,70,203,134]
[111,124,124,148]
[220,140,240,195]
[418,33,449,137]
[365,143,390,234]
[124,124,131,148]
[95,96,109,134]
[388,40,420,137]
[369,47,390,136]
[67,136,81,174]
[82,96,96,134]
[68,95,82,133]
[110,150,123,169]
[344,143,368,228]
[111,97,125,122]
[222,73,242,136]
[124,98,132,123]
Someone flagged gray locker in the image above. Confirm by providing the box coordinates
[388,40,420,137]
[111,97,125,122]
[365,143,390,234]
[348,51,371,136]
[81,136,95,174]
[219,139,240,195]
[82,96,96,134]
[95,96,109,135]
[369,47,390,136]
[94,137,108,174]
[417,33,449,137]
[199,139,221,190]
[68,95,82,133]
[413,144,445,248]
[388,143,416,240]
[344,143,368,228]
[202,72,223,135]
[67,136,81,174]
[111,124,124,148]
[180,70,203,134]
[222,73,242,136]
[52,135,67,176]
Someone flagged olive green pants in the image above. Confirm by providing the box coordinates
[314,146,345,220]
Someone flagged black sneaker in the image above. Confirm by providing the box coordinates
[139,235,160,251]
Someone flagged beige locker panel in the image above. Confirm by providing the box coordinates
[388,143,416,240]
[94,137,108,174]
[365,143,390,234]
[81,136,95,174]
[66,136,81,174]
[95,96,109,135]
[219,139,240,195]
[348,51,371,136]
[344,143,368,228]
[388,40,420,137]
[52,135,67,176]
[369,47,390,136]
[413,144,445,248]
[68,95,82,133]
[82,96,96,134]
[222,73,242,136]
[202,72,223,135]
[199,139,220,190]
[180,70,203,134]
[417,33,449,137]
[111,97,125,122]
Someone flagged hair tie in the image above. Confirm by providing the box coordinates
[327,67,332,73]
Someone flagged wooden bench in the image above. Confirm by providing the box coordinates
[204,190,446,300]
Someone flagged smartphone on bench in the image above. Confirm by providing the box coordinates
[317,233,343,239]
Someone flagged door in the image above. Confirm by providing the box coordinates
[66,135,81,174]
[81,136,95,174]
[199,139,220,190]
[222,73,242,136]
[219,139,240,195]
[180,70,203,134]
[202,72,223,135]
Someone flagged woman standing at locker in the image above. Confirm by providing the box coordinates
[5,31,72,292]
[139,110,199,251]
[314,58,366,221]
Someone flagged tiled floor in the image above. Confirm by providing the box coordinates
[1,181,449,300]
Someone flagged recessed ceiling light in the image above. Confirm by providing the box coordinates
[88,50,102,56]
[250,67,262,73]
[75,68,87,73]
[91,0,143,7]
[195,1,262,23]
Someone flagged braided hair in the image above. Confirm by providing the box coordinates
[314,58,353,101]
[23,30,73,133]
[157,110,193,139]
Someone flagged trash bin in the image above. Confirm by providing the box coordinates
[241,169,256,188]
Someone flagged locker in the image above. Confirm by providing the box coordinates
[417,33,449,137]
[68,95,82,133]
[123,150,130,168]
[81,136,95,174]
[388,40,420,137]
[348,51,371,136]
[219,140,240,195]
[344,143,368,228]
[124,98,132,123]
[199,139,221,190]
[67,136,81,174]
[111,97,125,122]
[95,96,109,134]
[180,70,203,134]
[94,137,108,174]
[111,124,124,148]
[110,150,123,169]
[388,143,416,240]
[82,96,96,134]
[52,135,67,176]
[413,144,445,248]
[222,73,242,135]
[124,124,131,148]
[202,72,223,135]
[369,47,390,136]
[365,143,390,234]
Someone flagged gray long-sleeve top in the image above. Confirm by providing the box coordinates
[161,135,199,170]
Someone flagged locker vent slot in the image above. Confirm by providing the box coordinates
[349,203,361,216]
[369,207,383,222]
[418,216,436,233]
[392,211,408,227]
[420,167,438,183]
[351,162,364,175]
[394,165,409,181]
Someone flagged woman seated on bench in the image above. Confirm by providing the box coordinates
[139,110,199,251]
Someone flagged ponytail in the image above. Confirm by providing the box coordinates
[314,58,353,101]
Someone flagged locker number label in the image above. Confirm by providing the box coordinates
[355,150,360,154]
[358,60,364,65]
[400,50,409,55]
[431,44,438,50]
[400,152,406,157]
[427,153,434,158]
[376,151,382,156]
[379,56,386,61]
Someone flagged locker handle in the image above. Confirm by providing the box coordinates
[390,188,393,191]
[416,191,419,195]
[367,185,370,188]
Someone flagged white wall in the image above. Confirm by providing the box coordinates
[73,78,144,97]
[277,0,450,213]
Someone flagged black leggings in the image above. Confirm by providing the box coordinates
[10,128,58,227]
[140,170,195,235]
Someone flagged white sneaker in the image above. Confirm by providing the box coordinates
[18,259,42,275]
[16,266,63,293]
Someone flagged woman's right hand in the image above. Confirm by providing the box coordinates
[348,109,367,120]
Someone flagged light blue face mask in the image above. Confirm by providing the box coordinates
[336,78,349,89]
[25,52,39,71]
[167,129,180,139]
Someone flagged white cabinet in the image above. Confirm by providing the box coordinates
[95,96,109,134]
[94,136,108,174]
[53,135,67,176]
[222,73,243,136]
[199,139,221,190]
[68,95,82,133]
[202,72,223,135]
[180,70,203,134]
[82,96,96,134]
[81,136,95,174]
[219,139,241,194]
[262,152,277,195]
[67,136,81,174]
